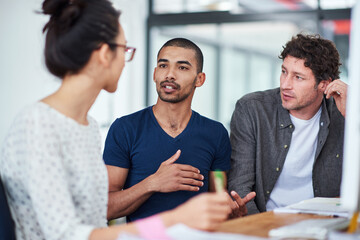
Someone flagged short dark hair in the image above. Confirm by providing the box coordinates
[42,0,120,78]
[157,38,204,73]
[279,34,341,84]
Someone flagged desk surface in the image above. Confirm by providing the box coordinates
[217,211,333,238]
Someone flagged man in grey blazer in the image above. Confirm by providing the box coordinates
[228,34,348,215]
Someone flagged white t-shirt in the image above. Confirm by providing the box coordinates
[0,102,108,240]
[266,107,322,211]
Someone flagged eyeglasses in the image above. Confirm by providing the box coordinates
[107,43,136,62]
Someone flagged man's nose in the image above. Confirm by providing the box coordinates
[165,66,176,80]
[280,74,292,89]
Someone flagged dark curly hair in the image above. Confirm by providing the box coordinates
[279,34,341,85]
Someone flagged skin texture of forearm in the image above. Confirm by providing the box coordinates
[92,210,178,240]
[89,224,138,240]
[96,192,232,240]
[107,177,155,220]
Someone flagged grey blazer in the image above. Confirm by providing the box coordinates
[228,88,345,214]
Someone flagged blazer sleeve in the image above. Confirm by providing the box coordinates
[227,99,260,214]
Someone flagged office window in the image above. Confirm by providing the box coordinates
[147,0,352,128]
[153,0,233,13]
[152,0,323,14]
[320,0,356,9]
[149,21,303,124]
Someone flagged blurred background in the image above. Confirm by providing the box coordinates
[0,0,356,147]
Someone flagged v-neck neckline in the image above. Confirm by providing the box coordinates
[148,106,194,141]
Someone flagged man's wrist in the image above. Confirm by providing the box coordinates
[144,174,158,193]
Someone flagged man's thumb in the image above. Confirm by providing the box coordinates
[163,149,181,165]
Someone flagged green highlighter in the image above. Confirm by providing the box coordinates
[214,170,224,193]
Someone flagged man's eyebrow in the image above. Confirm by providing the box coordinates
[177,60,191,66]
[158,58,169,63]
[293,71,306,77]
[282,65,306,77]
[158,59,192,67]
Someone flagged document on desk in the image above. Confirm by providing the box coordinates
[166,224,267,240]
[116,224,268,240]
[269,218,349,240]
[273,197,350,217]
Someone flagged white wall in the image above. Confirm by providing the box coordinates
[0,0,148,145]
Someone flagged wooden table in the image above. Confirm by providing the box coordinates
[217,211,335,238]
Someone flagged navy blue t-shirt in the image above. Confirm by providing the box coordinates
[103,106,231,222]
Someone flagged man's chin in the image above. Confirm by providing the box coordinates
[159,96,181,104]
[282,102,294,111]
[159,92,191,104]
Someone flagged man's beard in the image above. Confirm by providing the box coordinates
[157,78,196,103]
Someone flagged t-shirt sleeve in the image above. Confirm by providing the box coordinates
[210,124,231,171]
[103,118,131,168]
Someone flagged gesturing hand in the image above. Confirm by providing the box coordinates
[227,190,256,219]
[324,79,348,117]
[148,150,204,193]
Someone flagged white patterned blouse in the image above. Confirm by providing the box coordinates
[0,102,108,240]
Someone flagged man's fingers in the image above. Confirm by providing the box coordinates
[177,185,200,191]
[242,191,256,203]
[177,164,201,174]
[179,171,204,180]
[230,200,239,212]
[163,153,201,175]
[324,79,347,98]
[228,191,255,217]
[162,149,181,165]
[180,178,204,187]
[231,191,256,206]
[231,191,245,206]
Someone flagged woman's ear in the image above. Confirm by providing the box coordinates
[97,43,113,68]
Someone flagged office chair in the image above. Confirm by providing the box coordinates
[0,177,16,240]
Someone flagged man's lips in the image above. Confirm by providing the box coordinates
[282,92,295,101]
[160,81,180,92]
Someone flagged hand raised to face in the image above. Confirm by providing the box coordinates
[324,79,348,117]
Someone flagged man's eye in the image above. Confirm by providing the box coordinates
[179,66,188,70]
